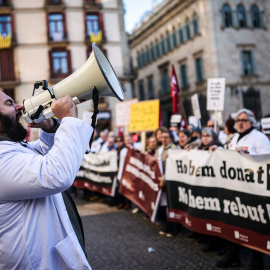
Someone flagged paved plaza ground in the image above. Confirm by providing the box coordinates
[75,198,270,270]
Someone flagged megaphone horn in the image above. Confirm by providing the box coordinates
[22,43,124,124]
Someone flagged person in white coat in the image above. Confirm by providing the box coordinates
[216,108,270,269]
[0,92,92,270]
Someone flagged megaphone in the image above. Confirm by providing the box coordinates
[22,43,124,124]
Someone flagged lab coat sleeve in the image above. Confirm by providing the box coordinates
[0,117,93,201]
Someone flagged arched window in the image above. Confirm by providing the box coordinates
[193,14,199,36]
[237,4,247,27]
[251,5,263,28]
[185,19,190,40]
[222,4,233,27]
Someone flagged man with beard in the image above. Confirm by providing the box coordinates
[216,108,270,269]
[0,92,92,269]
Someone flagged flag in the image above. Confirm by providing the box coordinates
[170,64,180,114]
[90,30,102,44]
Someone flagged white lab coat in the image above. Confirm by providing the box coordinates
[230,128,270,155]
[0,117,93,270]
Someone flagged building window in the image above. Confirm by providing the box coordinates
[251,5,263,28]
[0,0,11,7]
[185,19,191,40]
[160,67,170,94]
[138,81,145,101]
[49,49,71,78]
[171,27,177,48]
[193,14,199,36]
[180,64,188,89]
[237,4,247,28]
[166,31,171,52]
[48,13,65,41]
[178,26,184,45]
[222,4,233,27]
[160,36,165,55]
[86,13,104,43]
[46,0,62,4]
[241,50,255,76]
[147,77,155,99]
[0,49,15,81]
[150,43,155,61]
[0,15,11,36]
[195,57,204,83]
[155,39,160,58]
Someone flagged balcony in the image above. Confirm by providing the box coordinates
[84,0,102,12]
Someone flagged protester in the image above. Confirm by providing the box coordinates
[198,127,223,151]
[0,93,92,269]
[178,129,201,150]
[154,126,168,147]
[155,130,180,237]
[99,136,116,153]
[192,126,201,139]
[146,136,157,156]
[223,117,237,149]
[216,108,270,269]
[207,119,227,145]
[117,135,133,210]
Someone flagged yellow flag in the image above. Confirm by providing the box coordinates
[90,31,102,44]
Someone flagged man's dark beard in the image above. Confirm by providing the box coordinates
[0,111,27,141]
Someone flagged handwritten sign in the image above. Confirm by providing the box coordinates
[191,93,201,119]
[207,78,226,111]
[115,99,138,127]
[261,118,270,130]
[129,100,160,132]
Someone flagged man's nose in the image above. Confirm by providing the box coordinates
[15,104,23,111]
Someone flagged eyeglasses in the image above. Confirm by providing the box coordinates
[207,125,214,128]
[236,119,249,123]
[202,134,211,138]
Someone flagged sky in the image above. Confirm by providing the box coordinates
[123,0,155,34]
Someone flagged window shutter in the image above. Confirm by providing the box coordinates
[48,50,53,78]
[63,12,67,39]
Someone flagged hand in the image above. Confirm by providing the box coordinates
[28,118,55,131]
[51,95,78,120]
[236,147,249,155]
[208,145,218,152]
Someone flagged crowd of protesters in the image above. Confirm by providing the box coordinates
[73,108,270,270]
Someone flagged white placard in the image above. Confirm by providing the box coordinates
[207,78,226,111]
[191,93,201,119]
[115,99,138,127]
[261,118,270,129]
[188,116,198,127]
[170,114,182,124]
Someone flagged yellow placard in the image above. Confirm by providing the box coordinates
[129,99,160,132]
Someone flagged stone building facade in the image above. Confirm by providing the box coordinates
[129,0,270,127]
[0,0,132,133]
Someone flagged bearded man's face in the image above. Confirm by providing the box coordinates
[0,111,27,141]
[0,92,27,141]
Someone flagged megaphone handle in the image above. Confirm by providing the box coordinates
[88,87,99,151]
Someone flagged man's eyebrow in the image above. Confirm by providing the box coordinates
[5,98,14,104]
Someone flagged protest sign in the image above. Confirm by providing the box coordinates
[119,149,162,221]
[74,151,118,196]
[207,78,225,111]
[115,99,138,127]
[166,149,270,254]
[129,100,159,132]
